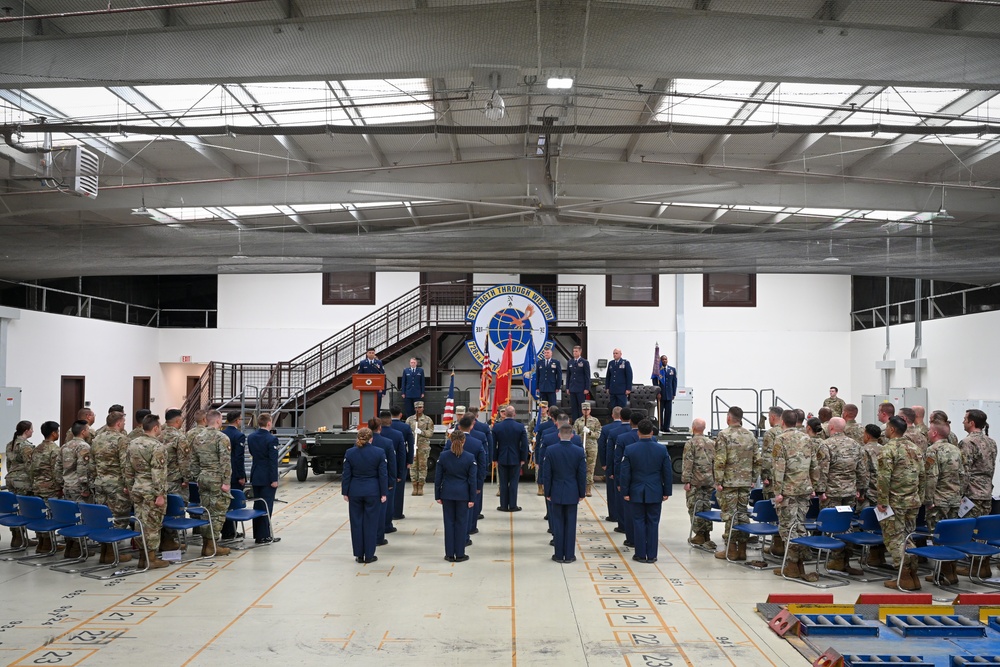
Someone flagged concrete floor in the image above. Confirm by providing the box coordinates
[0,476,902,666]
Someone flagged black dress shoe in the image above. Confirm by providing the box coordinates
[604,516,614,521]
[466,539,473,546]
[497,506,507,512]
[564,556,577,563]
[510,507,522,512]
[377,539,389,546]
[549,539,555,546]
[614,527,626,533]
[455,554,470,562]
[386,527,398,533]
[469,528,479,535]
[356,556,364,563]
[395,514,405,520]
[623,540,634,548]
[478,513,484,520]
[445,556,455,562]
[552,555,563,562]
[543,514,549,520]
[646,557,657,563]
[632,554,646,562]
[547,528,552,534]
[365,555,378,564]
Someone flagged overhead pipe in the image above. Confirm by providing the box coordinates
[910,278,923,387]
[882,277,892,395]
[0,0,270,23]
[3,128,49,153]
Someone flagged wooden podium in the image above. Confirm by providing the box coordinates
[353,373,385,426]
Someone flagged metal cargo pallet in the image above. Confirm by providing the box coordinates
[798,614,879,637]
[844,657,932,667]
[886,615,987,638]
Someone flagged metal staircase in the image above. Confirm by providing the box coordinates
[181,283,587,429]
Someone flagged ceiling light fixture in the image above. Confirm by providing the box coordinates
[482,71,505,121]
[547,77,574,89]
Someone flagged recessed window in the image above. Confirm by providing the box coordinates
[606,274,659,307]
[703,273,756,307]
[323,272,375,305]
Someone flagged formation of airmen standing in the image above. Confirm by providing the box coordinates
[1,404,273,568]
[680,393,997,591]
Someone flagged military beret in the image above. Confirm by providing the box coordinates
[414,401,424,408]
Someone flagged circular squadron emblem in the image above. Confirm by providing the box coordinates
[466,284,554,375]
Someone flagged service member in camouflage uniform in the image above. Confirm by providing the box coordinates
[128,409,152,441]
[930,410,961,446]
[159,408,191,550]
[682,418,716,549]
[64,408,96,445]
[923,421,965,583]
[760,407,784,501]
[92,404,124,439]
[189,409,232,557]
[61,420,94,558]
[406,401,434,495]
[823,387,846,417]
[91,411,134,564]
[959,409,996,519]
[574,402,602,495]
[913,406,929,437]
[878,416,926,591]
[817,408,833,439]
[772,409,820,581]
[843,404,865,444]
[816,417,868,574]
[124,414,169,569]
[4,421,35,548]
[899,407,929,452]
[29,422,63,553]
[712,406,760,561]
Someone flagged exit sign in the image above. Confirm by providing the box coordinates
[181,355,191,363]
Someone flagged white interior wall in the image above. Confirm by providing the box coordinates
[7,309,162,424]
[851,309,1000,413]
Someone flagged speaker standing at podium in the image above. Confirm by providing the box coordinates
[358,348,385,412]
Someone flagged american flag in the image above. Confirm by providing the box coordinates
[479,340,493,412]
[442,370,456,426]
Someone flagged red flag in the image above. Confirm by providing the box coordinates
[442,371,456,426]
[492,335,514,420]
[479,340,493,412]
[651,342,662,382]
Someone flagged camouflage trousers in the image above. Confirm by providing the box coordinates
[820,495,857,558]
[5,477,31,497]
[94,480,133,526]
[198,488,232,541]
[131,488,165,552]
[777,495,811,562]
[924,504,959,532]
[413,447,431,485]
[966,498,993,519]
[585,442,598,486]
[167,480,189,502]
[718,487,750,544]
[686,486,715,535]
[761,483,775,501]
[880,506,919,569]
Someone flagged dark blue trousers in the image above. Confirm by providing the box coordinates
[251,484,275,540]
[498,464,521,510]
[630,501,663,560]
[442,499,470,559]
[468,486,484,533]
[609,393,628,409]
[403,398,417,418]
[660,400,673,430]
[379,486,395,540]
[605,468,617,520]
[393,476,406,519]
[569,392,586,421]
[349,495,380,560]
[550,502,578,560]
[221,479,244,538]
[539,391,557,407]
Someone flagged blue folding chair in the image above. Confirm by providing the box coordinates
[0,491,32,559]
[903,517,975,594]
[780,507,853,588]
[832,507,891,582]
[956,514,1000,587]
[729,499,780,569]
[748,487,764,506]
[77,503,150,579]
[161,494,212,561]
[223,489,272,550]
[802,496,821,531]
[47,500,94,573]
[691,489,723,552]
[16,495,73,565]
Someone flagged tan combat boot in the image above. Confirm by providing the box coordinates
[736,541,747,561]
[537,484,545,496]
[773,559,801,578]
[767,534,785,557]
[688,533,707,546]
[979,559,993,580]
[147,550,169,569]
[202,540,231,557]
[586,485,592,497]
[159,537,181,552]
[827,552,863,576]
[411,483,419,496]
[63,539,82,559]
[715,540,739,560]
